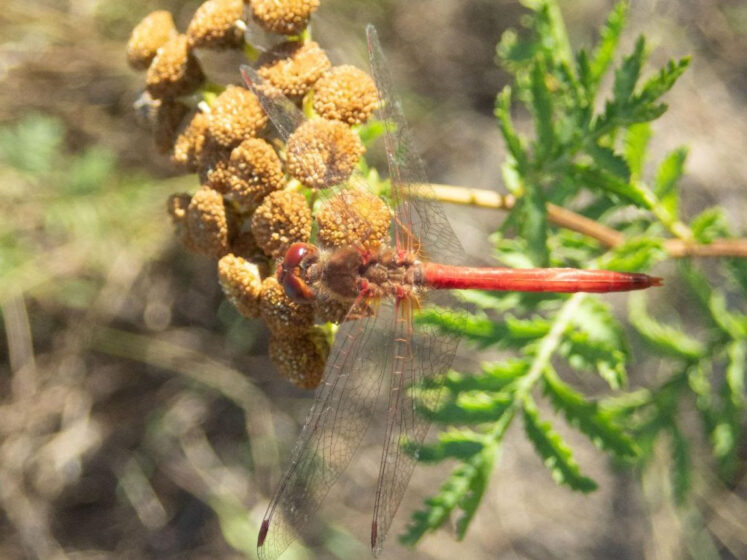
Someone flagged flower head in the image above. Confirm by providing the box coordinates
[172,110,211,172]
[208,85,268,148]
[187,0,246,49]
[225,138,285,210]
[251,190,312,258]
[257,40,330,98]
[249,0,319,36]
[218,253,263,318]
[166,192,194,248]
[313,65,378,125]
[268,330,326,389]
[127,10,177,70]
[154,98,190,154]
[185,186,230,258]
[260,276,314,336]
[197,139,233,192]
[286,118,363,189]
[146,34,205,99]
[316,189,390,250]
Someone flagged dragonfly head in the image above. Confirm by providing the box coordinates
[277,242,320,303]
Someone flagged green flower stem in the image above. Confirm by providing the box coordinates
[515,292,587,402]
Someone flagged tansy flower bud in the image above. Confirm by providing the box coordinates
[146,34,205,99]
[185,185,230,258]
[198,140,233,192]
[127,10,177,71]
[249,0,319,37]
[313,65,378,125]
[286,118,363,189]
[225,138,285,210]
[167,193,194,249]
[208,85,268,148]
[260,276,314,336]
[172,110,211,172]
[251,190,311,258]
[268,330,326,389]
[154,98,190,154]
[218,253,263,318]
[187,0,246,50]
[316,189,391,250]
[257,40,330,98]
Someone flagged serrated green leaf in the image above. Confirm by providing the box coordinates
[522,396,598,492]
[560,330,628,389]
[572,164,653,209]
[715,340,746,479]
[613,35,647,104]
[654,146,687,217]
[400,430,501,545]
[669,423,692,505]
[635,56,691,106]
[517,183,550,266]
[690,207,729,243]
[495,87,528,172]
[628,293,706,360]
[602,237,666,272]
[587,143,631,180]
[530,59,556,160]
[624,122,652,179]
[542,368,639,459]
[589,2,629,86]
[407,429,486,463]
[415,307,540,350]
[424,391,514,425]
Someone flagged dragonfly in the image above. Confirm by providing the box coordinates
[240,25,660,559]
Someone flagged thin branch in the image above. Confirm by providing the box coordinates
[413,184,747,259]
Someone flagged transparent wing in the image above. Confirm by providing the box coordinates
[257,303,395,560]
[366,25,462,553]
[240,65,304,139]
[366,25,466,266]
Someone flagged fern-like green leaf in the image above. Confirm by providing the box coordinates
[589,1,629,87]
[401,430,502,545]
[624,122,652,179]
[530,59,556,161]
[522,396,598,492]
[613,35,647,105]
[669,423,692,505]
[602,237,666,272]
[628,293,706,360]
[542,368,639,460]
[653,146,687,217]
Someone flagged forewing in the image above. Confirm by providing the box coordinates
[366,25,462,554]
[240,65,304,139]
[257,302,395,560]
[365,25,465,266]
[370,302,459,555]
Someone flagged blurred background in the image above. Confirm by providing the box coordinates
[1,0,746,558]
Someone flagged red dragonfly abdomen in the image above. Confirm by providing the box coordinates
[420,262,662,293]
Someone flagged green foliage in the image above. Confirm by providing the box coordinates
[402,0,746,548]
[0,113,177,306]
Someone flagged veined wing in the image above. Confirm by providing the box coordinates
[365,25,465,266]
[366,25,462,554]
[257,303,395,560]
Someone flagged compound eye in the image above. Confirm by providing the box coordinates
[283,243,317,269]
[278,243,318,303]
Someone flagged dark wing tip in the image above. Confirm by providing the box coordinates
[258,518,270,548]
